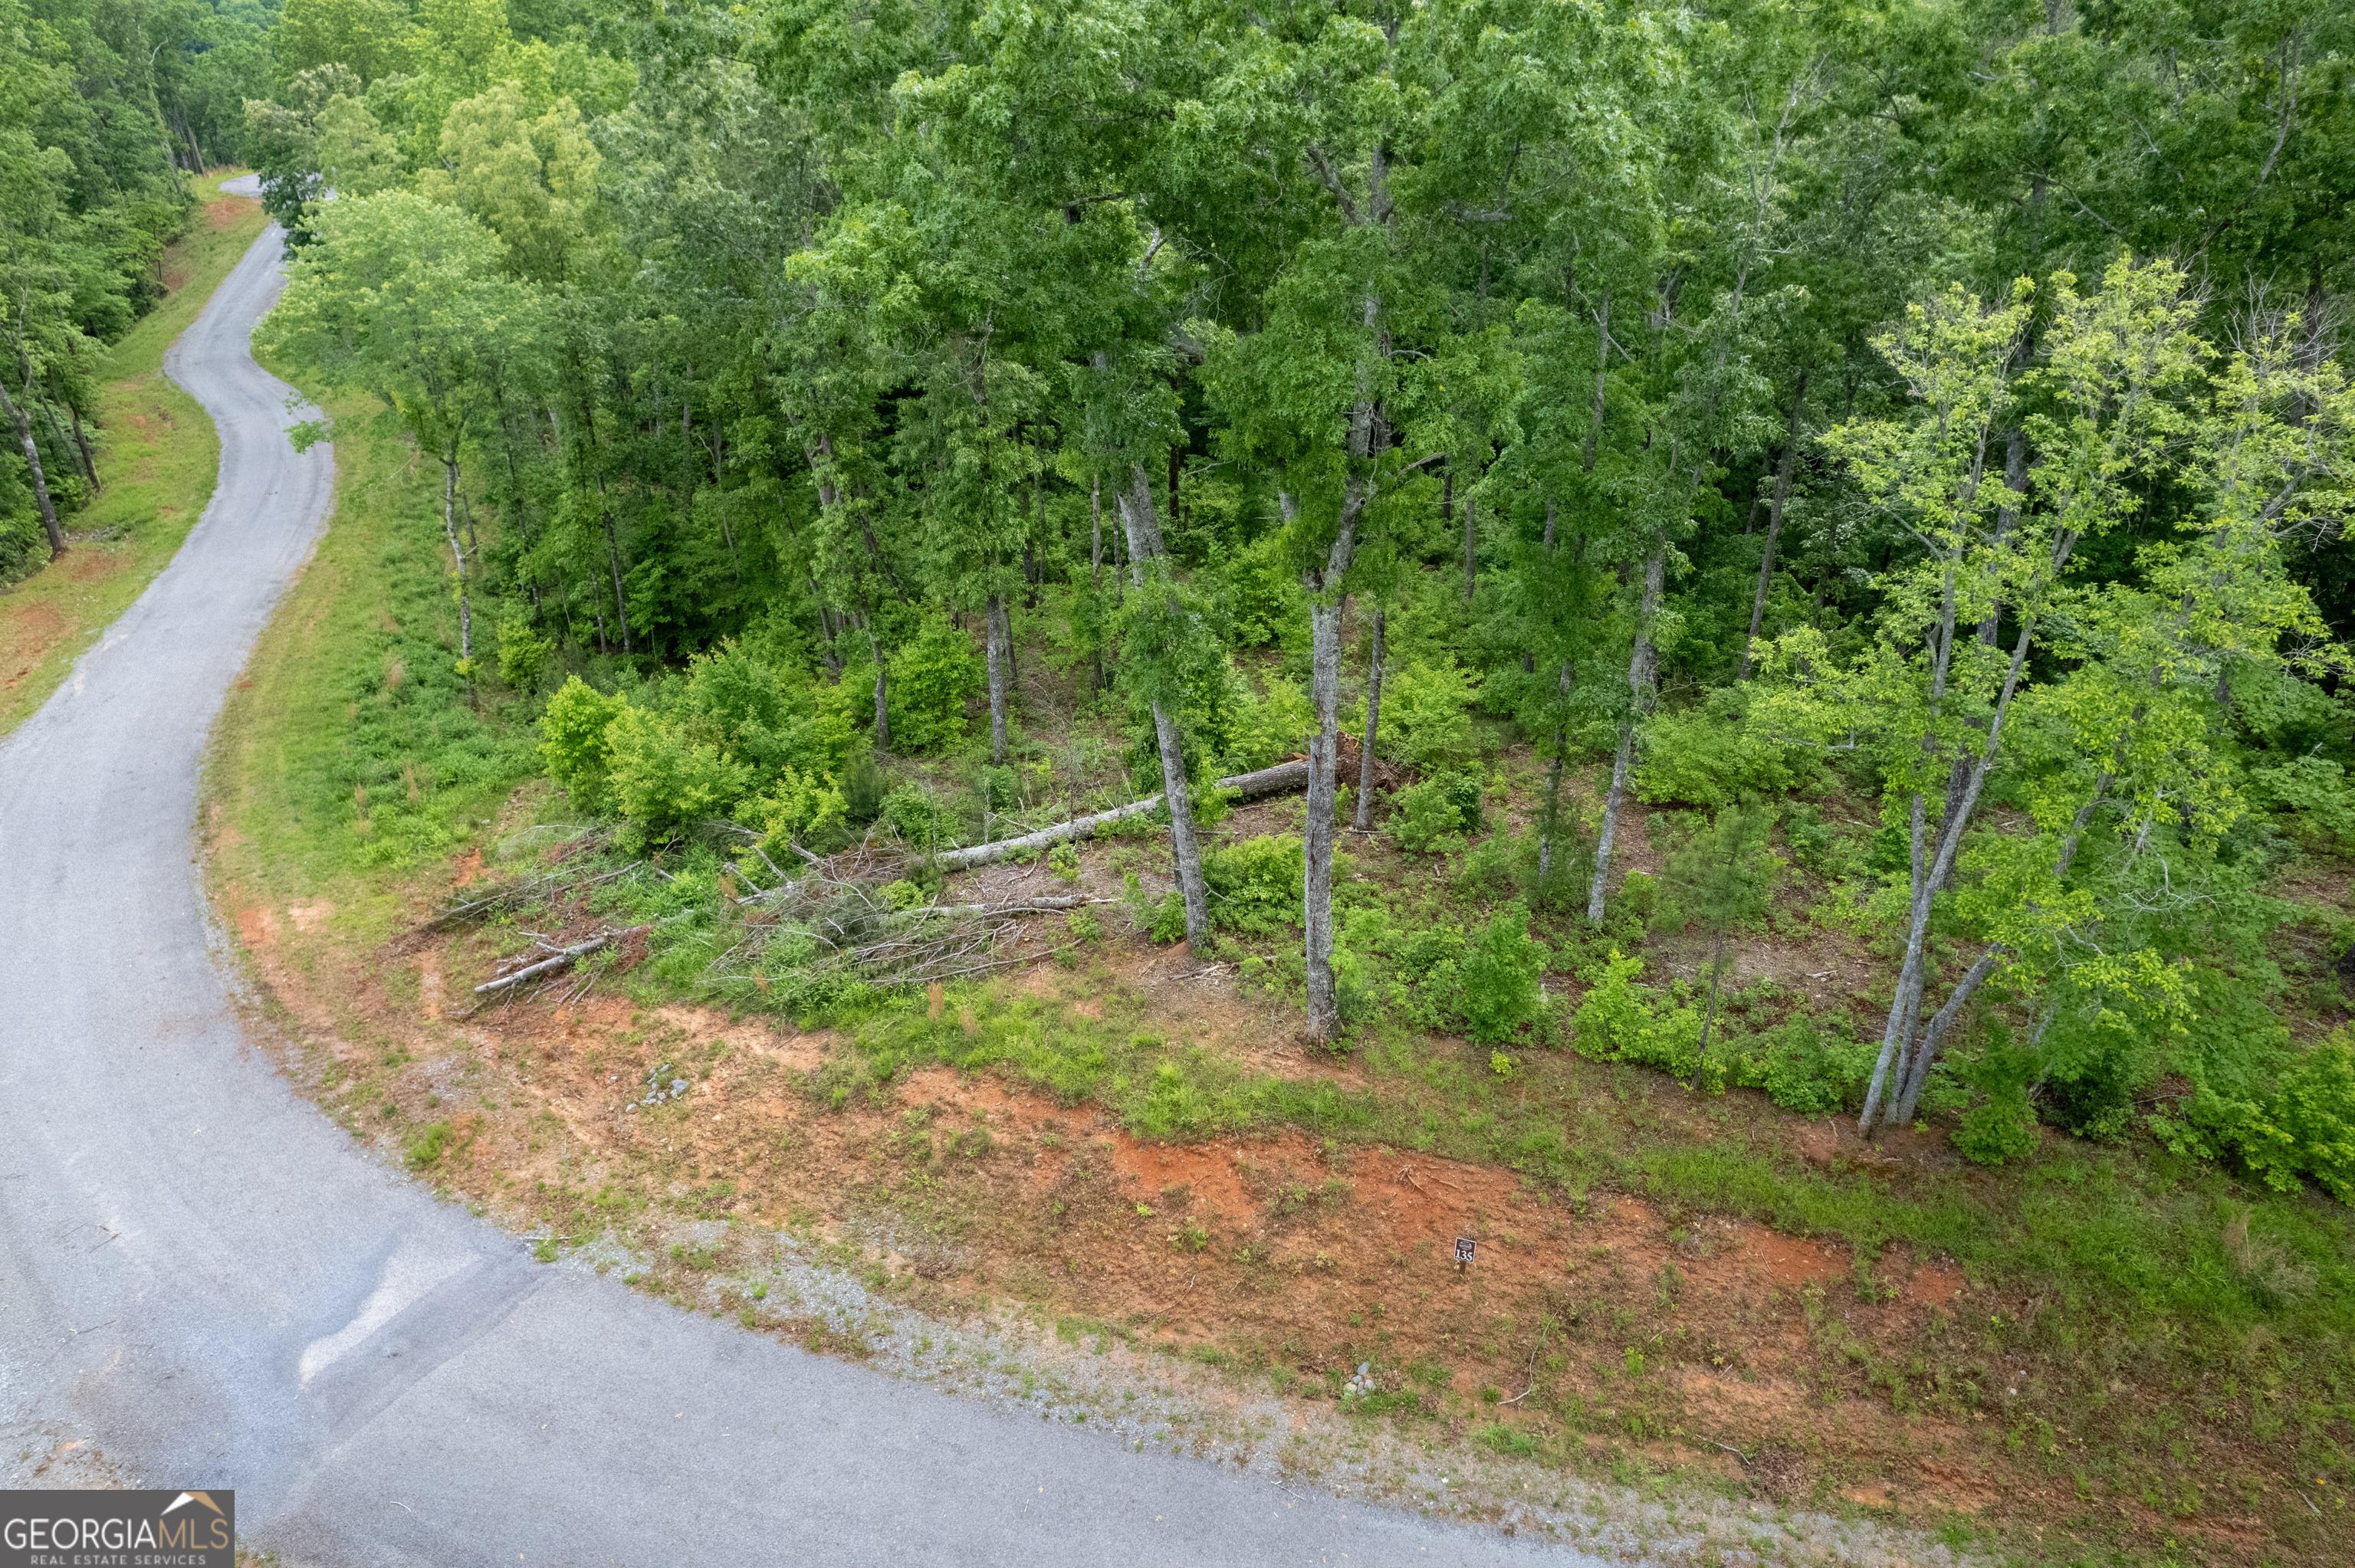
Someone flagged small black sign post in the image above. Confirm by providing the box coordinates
[1453,1235,1476,1272]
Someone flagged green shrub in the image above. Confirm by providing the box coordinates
[1637,686,1818,806]
[1951,1030,2041,1166]
[1204,834,1306,934]
[886,614,984,753]
[1571,949,1710,1084]
[1218,531,1307,648]
[1391,771,1483,855]
[1954,1090,2041,1166]
[539,675,629,812]
[495,613,552,690]
[1382,660,1480,770]
[679,641,858,780]
[880,785,951,850]
[839,756,888,822]
[752,766,849,854]
[2231,1030,2355,1203]
[1460,901,1547,1045]
[1151,833,1310,940]
[1616,869,1659,927]
[606,706,754,841]
[2246,754,2355,842]
[1729,1015,1876,1117]
[1212,667,1315,772]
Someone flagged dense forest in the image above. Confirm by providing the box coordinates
[0,0,280,573]
[110,0,2355,1206]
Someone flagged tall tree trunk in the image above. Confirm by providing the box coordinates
[442,450,475,704]
[1305,586,1348,1033]
[69,404,99,491]
[1294,473,1370,1042]
[35,392,88,489]
[1,378,66,559]
[1693,930,1730,1089]
[1588,546,1663,921]
[1462,491,1477,601]
[1354,606,1384,832]
[1091,474,1102,589]
[1738,366,1808,680]
[869,628,890,751]
[1115,464,1212,955]
[986,591,1010,761]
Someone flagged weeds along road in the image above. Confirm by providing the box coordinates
[0,192,1594,1567]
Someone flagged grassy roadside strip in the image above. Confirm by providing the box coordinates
[205,382,539,943]
[0,171,271,739]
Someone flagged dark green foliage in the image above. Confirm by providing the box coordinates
[1154,833,1307,942]
[1389,771,1483,855]
[1459,901,1546,1045]
[1951,1028,2041,1168]
[839,756,887,824]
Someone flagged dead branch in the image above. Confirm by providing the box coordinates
[425,861,642,930]
[473,925,650,996]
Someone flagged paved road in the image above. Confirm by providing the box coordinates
[0,200,1594,1565]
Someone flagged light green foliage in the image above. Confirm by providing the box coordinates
[1572,951,1708,1085]
[751,769,847,855]
[425,82,603,284]
[1638,690,1818,806]
[879,786,950,851]
[605,705,752,841]
[885,615,984,754]
[1153,834,1309,942]
[1953,1091,2041,1167]
[1380,661,1480,772]
[2216,1031,2355,1205]
[538,674,626,812]
[312,93,404,198]
[1211,666,1315,773]
[679,644,855,780]
[2245,754,2355,844]
[1217,533,1306,648]
[495,612,552,691]
[1458,903,1546,1045]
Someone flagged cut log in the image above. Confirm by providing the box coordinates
[929,748,1401,874]
[473,926,649,995]
[928,795,1166,871]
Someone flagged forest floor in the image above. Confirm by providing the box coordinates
[1,170,265,738]
[199,395,2355,1568]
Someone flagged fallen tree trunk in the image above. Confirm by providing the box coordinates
[928,797,1164,872]
[930,748,1395,874]
[919,895,1120,918]
[474,926,649,995]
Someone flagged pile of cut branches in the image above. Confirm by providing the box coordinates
[708,854,1115,992]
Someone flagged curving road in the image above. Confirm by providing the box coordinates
[0,198,1585,1565]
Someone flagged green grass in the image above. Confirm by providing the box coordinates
[2,171,270,738]
[206,388,540,933]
